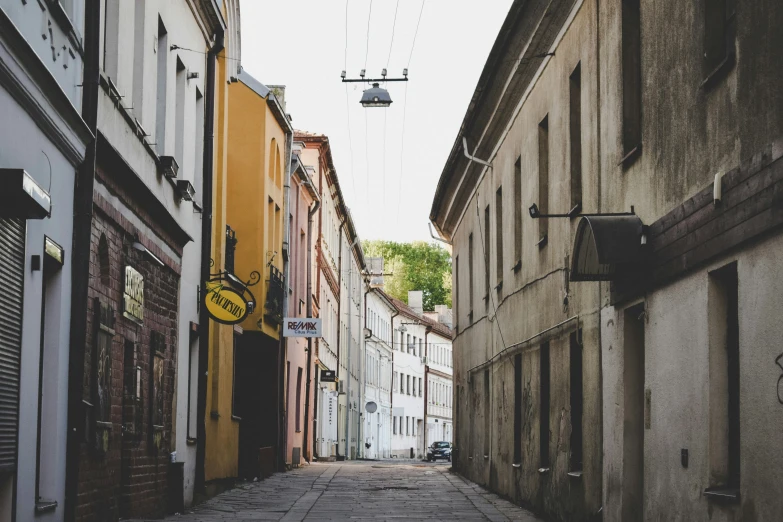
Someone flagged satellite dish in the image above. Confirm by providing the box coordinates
[365,401,378,413]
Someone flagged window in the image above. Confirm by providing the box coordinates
[514,157,523,269]
[406,416,410,436]
[537,116,549,246]
[194,89,204,197]
[393,416,397,435]
[621,0,641,159]
[708,263,740,492]
[569,63,582,211]
[703,0,736,83]
[419,378,423,397]
[295,367,303,432]
[540,342,550,468]
[400,373,404,394]
[495,187,503,288]
[407,374,411,395]
[174,57,186,171]
[187,336,198,440]
[455,256,459,331]
[484,205,491,302]
[155,17,168,155]
[231,334,241,419]
[131,0,146,126]
[150,332,166,453]
[483,370,490,457]
[570,330,583,471]
[468,235,474,319]
[514,353,522,464]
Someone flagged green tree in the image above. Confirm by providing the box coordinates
[362,240,452,311]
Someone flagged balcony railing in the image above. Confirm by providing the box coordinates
[264,265,285,326]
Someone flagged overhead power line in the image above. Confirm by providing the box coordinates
[386,0,400,69]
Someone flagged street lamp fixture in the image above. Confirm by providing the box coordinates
[528,202,636,220]
[360,83,393,108]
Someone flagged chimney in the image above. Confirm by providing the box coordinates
[408,291,423,315]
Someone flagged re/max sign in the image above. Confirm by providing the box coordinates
[283,317,322,338]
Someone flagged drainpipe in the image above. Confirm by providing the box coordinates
[195,29,224,493]
[65,0,100,519]
[389,309,398,454]
[423,325,432,454]
[335,217,345,458]
[279,128,293,471]
[303,191,321,463]
[344,236,359,459]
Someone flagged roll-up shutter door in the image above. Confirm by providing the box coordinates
[0,217,25,474]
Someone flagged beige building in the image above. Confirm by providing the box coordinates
[432,0,783,521]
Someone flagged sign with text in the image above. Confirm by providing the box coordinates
[204,281,249,325]
[321,369,336,382]
[123,266,144,324]
[283,317,322,338]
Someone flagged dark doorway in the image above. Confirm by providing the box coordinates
[236,332,279,479]
[622,304,645,521]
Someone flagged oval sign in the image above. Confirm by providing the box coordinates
[205,281,249,325]
[365,401,378,413]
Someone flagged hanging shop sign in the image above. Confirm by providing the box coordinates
[283,317,322,338]
[204,258,260,326]
[321,369,336,382]
[123,266,144,324]
[204,281,249,325]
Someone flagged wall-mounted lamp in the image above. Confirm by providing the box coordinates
[132,240,165,267]
[528,202,635,220]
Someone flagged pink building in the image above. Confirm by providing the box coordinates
[282,144,320,466]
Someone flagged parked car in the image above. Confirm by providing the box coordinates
[427,441,451,462]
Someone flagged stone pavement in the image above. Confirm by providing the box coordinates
[129,461,544,521]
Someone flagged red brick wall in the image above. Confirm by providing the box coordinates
[75,173,181,521]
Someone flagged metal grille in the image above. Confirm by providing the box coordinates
[263,265,285,325]
[0,218,25,473]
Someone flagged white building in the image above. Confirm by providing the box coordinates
[0,1,91,520]
[390,292,428,459]
[363,286,395,459]
[425,321,454,447]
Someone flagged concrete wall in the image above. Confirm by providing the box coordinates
[446,1,603,519]
[0,1,89,520]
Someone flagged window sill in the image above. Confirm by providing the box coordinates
[512,463,521,469]
[700,52,735,91]
[210,410,220,419]
[231,415,242,422]
[512,260,521,273]
[35,500,58,513]
[495,281,503,293]
[295,430,302,433]
[703,487,740,503]
[186,437,197,446]
[619,144,642,168]
[536,234,548,249]
[483,455,489,460]
[568,470,583,479]
[537,467,550,475]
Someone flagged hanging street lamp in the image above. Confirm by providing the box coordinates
[341,68,408,108]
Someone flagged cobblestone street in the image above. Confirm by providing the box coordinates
[131,462,543,521]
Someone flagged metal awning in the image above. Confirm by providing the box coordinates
[0,169,51,219]
[570,215,646,281]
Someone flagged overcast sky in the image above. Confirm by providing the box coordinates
[241,0,513,243]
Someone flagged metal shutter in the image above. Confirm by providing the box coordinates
[0,218,25,474]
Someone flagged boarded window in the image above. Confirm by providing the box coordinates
[570,330,584,471]
[538,117,549,245]
[703,0,736,79]
[569,63,582,211]
[622,0,642,157]
[513,353,522,464]
[540,342,550,468]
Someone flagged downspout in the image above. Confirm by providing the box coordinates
[195,29,224,494]
[303,193,321,463]
[65,0,100,519]
[423,326,432,454]
[344,236,359,459]
[335,218,344,457]
[279,128,293,471]
[389,310,399,451]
